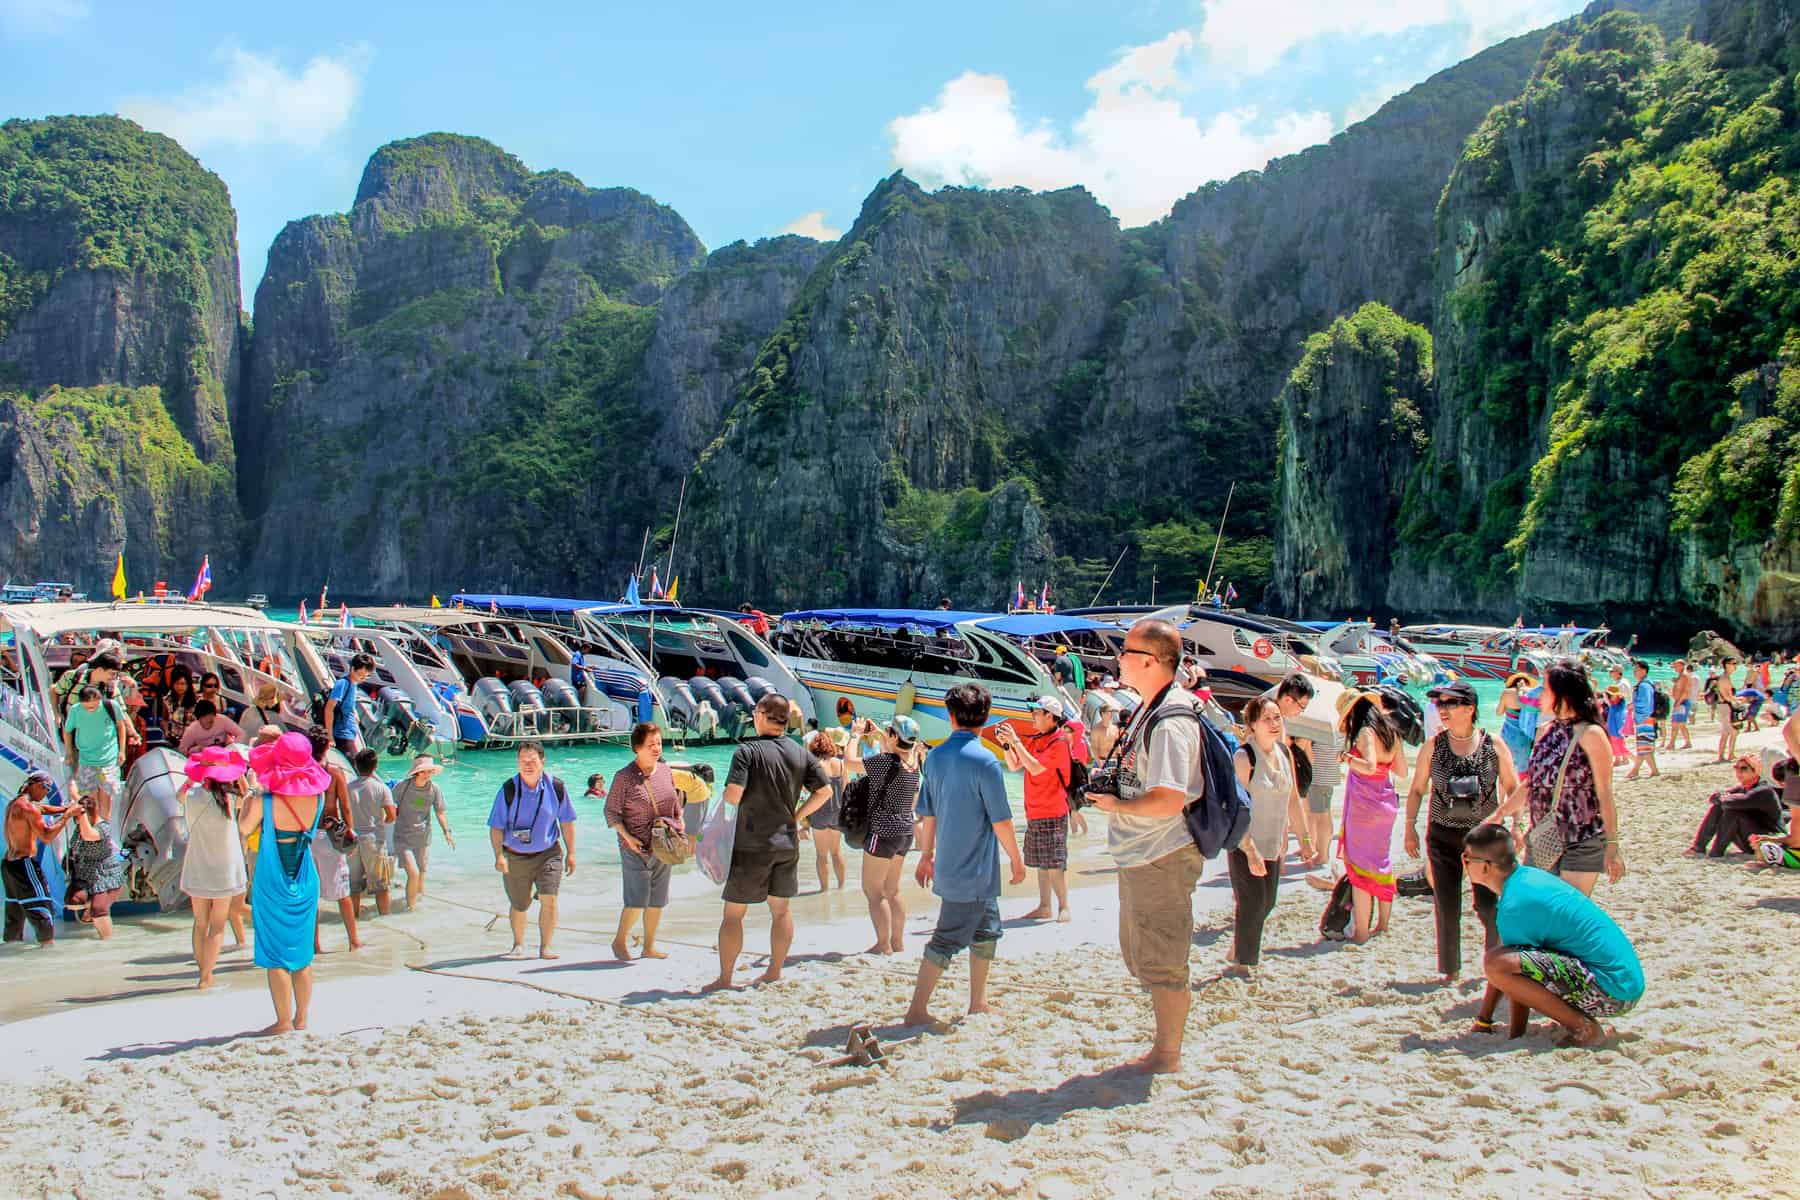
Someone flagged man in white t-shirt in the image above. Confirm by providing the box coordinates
[1087,617,1203,1075]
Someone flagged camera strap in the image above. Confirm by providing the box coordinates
[1110,682,1176,772]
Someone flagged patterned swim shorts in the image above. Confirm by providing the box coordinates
[1518,948,1636,1019]
[1022,815,1069,870]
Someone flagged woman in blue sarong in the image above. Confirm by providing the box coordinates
[247,732,331,1034]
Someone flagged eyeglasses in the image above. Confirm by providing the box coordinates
[1435,699,1472,709]
[1118,649,1159,663]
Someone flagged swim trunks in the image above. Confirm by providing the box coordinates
[1517,948,1636,1019]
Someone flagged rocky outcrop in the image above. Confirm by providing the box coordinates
[1270,304,1432,616]
[0,116,241,588]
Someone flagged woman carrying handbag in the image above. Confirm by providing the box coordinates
[606,722,687,961]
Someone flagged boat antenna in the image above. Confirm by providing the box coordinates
[666,475,689,588]
[1089,543,1130,607]
[1199,481,1236,603]
[633,528,650,585]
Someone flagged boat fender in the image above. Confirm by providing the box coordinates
[896,677,917,718]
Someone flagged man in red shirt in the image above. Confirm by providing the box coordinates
[997,696,1076,922]
[5,770,76,944]
[736,604,771,638]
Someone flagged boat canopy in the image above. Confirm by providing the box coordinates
[973,613,1116,637]
[780,608,992,631]
[450,594,746,622]
[0,601,288,638]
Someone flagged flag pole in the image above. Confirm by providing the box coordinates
[666,476,688,590]
[1088,543,1131,607]
[1200,481,1236,603]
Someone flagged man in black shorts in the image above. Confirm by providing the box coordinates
[704,694,830,991]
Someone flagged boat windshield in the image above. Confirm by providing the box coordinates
[776,622,1039,685]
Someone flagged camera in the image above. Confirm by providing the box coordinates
[1078,766,1123,809]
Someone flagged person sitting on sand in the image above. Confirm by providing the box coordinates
[1462,824,1644,1046]
[247,732,332,1033]
[710,695,830,990]
[1688,756,1784,857]
[1748,757,1800,869]
[903,682,1026,1025]
[487,742,577,960]
[605,722,683,961]
[1086,618,1206,1074]
[996,695,1077,923]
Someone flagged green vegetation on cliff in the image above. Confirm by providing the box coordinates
[0,116,236,338]
[8,383,231,499]
[1414,9,1800,592]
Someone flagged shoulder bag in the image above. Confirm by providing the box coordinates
[646,767,693,867]
[1526,722,1588,870]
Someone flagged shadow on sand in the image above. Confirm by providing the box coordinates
[945,1064,1154,1132]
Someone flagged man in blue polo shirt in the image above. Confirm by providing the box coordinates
[487,742,577,960]
[1463,823,1644,1046]
[903,682,1025,1025]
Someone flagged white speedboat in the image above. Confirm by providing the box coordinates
[457,595,814,742]
[354,606,642,745]
[773,608,1060,743]
[0,601,332,915]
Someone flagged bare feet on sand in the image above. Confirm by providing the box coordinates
[539,947,560,960]
[196,976,214,990]
[612,938,633,961]
[701,977,736,993]
[901,1008,936,1026]
[755,969,782,985]
[1557,1019,1613,1048]
[639,946,669,959]
[256,1022,294,1036]
[1020,906,1053,921]
[967,1001,998,1015]
[1126,1050,1182,1075]
[1056,909,1072,923]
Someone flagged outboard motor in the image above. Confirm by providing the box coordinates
[471,676,514,734]
[539,677,584,733]
[372,686,433,756]
[117,748,189,912]
[354,690,384,744]
[742,677,777,705]
[657,677,698,731]
[716,677,756,721]
[509,680,548,735]
[688,675,729,715]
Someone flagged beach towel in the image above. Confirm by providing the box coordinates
[1342,769,1398,901]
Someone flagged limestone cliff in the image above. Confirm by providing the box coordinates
[0,116,241,588]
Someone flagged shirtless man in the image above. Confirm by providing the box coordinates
[1663,661,1697,752]
[4,771,76,944]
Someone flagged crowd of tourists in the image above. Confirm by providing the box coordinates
[8,618,1796,1066]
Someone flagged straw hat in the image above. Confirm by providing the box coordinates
[406,754,444,779]
[1504,671,1535,689]
[247,731,332,795]
[253,682,280,708]
[1334,689,1380,720]
[184,745,249,785]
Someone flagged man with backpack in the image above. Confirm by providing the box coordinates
[322,653,373,756]
[485,742,577,960]
[996,695,1082,923]
[1086,618,1220,1075]
[62,683,129,815]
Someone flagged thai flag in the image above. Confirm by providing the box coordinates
[1015,581,1024,609]
[187,555,211,601]
[1226,582,1239,602]
[1039,581,1048,609]
[489,598,498,614]
[650,570,662,598]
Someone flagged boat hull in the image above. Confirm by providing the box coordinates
[783,659,1039,743]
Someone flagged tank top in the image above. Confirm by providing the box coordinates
[1427,729,1500,828]
[1240,740,1292,861]
[1526,719,1603,843]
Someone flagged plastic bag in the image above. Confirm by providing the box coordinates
[696,800,738,885]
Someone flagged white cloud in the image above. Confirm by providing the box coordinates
[1196,0,1580,75]
[120,44,371,152]
[887,32,1333,228]
[779,211,842,241]
[0,0,87,36]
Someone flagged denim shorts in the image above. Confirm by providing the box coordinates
[923,898,1002,968]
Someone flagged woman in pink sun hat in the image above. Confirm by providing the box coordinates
[179,745,259,988]
[246,731,331,1034]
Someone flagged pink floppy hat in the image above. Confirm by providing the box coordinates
[183,745,248,785]
[247,731,332,795]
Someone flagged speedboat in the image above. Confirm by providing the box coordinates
[298,623,467,754]
[0,601,331,915]
[244,594,269,610]
[1396,624,1536,680]
[1296,621,1439,687]
[456,594,814,742]
[773,608,1060,743]
[352,606,641,746]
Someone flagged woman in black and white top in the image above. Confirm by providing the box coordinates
[846,715,923,955]
[1403,680,1521,989]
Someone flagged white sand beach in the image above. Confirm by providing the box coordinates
[2,727,1797,1199]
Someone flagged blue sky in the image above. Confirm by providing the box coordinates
[1,0,1590,306]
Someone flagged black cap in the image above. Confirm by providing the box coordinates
[1426,680,1478,707]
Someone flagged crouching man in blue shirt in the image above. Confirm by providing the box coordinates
[1462,823,1645,1046]
[903,682,1025,1025]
